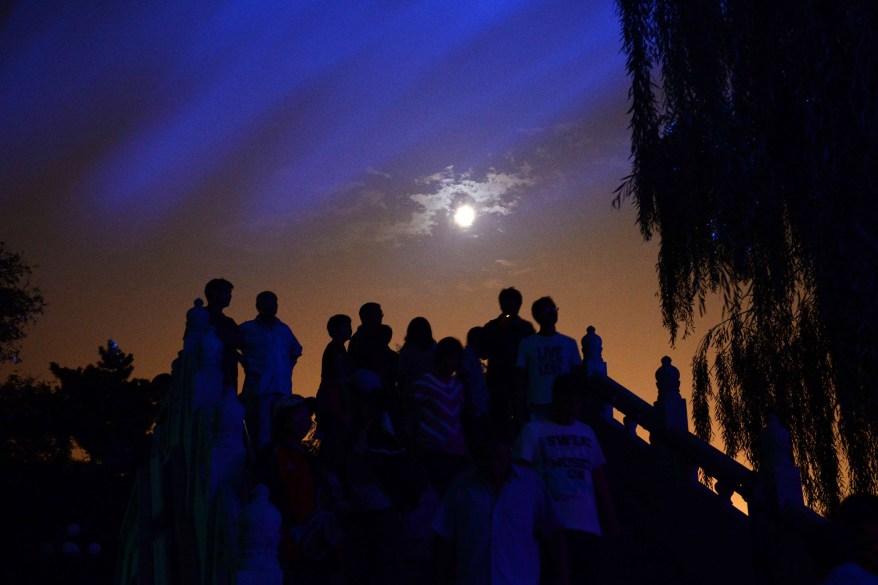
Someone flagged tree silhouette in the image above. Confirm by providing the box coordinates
[0,375,70,466]
[0,242,46,365]
[615,0,878,511]
[2,343,160,581]
[50,340,159,469]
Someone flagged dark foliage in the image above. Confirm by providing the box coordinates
[0,243,160,579]
[1,343,162,582]
[50,341,160,468]
[616,0,878,512]
[0,375,70,465]
[0,241,46,365]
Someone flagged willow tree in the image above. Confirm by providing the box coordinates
[614,0,878,512]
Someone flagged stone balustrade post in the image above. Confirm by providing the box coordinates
[652,356,697,484]
[653,356,688,432]
[757,414,804,513]
[581,326,613,422]
[749,414,810,585]
[236,485,283,585]
[188,305,225,515]
[193,380,247,584]
[582,325,607,376]
[193,328,224,415]
[208,392,247,501]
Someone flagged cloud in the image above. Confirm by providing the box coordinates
[454,278,506,294]
[446,257,539,295]
[366,167,393,180]
[492,258,536,277]
[382,165,535,239]
[303,118,624,251]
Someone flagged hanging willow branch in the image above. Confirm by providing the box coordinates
[615,0,878,513]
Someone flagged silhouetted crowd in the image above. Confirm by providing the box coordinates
[201,278,620,585]
[192,278,878,585]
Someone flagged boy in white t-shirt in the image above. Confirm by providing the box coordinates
[515,296,581,421]
[514,373,619,584]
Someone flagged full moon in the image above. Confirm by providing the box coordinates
[454,205,476,228]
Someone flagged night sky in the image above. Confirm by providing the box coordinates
[1,2,712,407]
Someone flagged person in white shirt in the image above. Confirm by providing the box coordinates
[514,373,619,584]
[433,432,569,585]
[239,291,303,450]
[516,296,581,421]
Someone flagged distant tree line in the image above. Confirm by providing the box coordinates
[0,242,160,581]
[0,241,46,365]
[2,343,160,469]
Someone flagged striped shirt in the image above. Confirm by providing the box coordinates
[412,373,467,455]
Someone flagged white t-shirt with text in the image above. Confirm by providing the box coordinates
[516,333,581,405]
[514,419,606,534]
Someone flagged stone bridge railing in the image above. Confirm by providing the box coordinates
[116,300,284,585]
[118,312,828,585]
[580,326,826,584]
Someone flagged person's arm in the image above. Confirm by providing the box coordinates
[593,465,621,536]
[227,318,245,350]
[568,337,582,369]
[332,347,347,385]
[289,331,303,367]
[238,328,249,372]
[231,323,246,365]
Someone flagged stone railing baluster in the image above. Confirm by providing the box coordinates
[236,485,283,585]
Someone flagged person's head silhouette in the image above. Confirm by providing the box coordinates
[255,291,278,320]
[531,296,558,330]
[359,302,383,327]
[498,287,523,318]
[205,278,233,311]
[327,314,352,342]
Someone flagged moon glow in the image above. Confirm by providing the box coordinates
[454,205,476,228]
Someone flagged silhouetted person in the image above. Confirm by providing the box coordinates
[410,337,469,496]
[433,431,569,585]
[482,287,535,430]
[348,302,384,371]
[342,369,407,585]
[366,323,400,400]
[516,296,581,421]
[255,394,339,584]
[239,291,303,450]
[823,494,878,584]
[320,314,353,388]
[204,278,244,391]
[514,373,619,585]
[316,314,353,472]
[458,326,489,449]
[398,316,436,395]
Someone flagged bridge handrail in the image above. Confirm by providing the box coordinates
[591,373,756,500]
[579,326,817,521]
[116,300,282,585]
